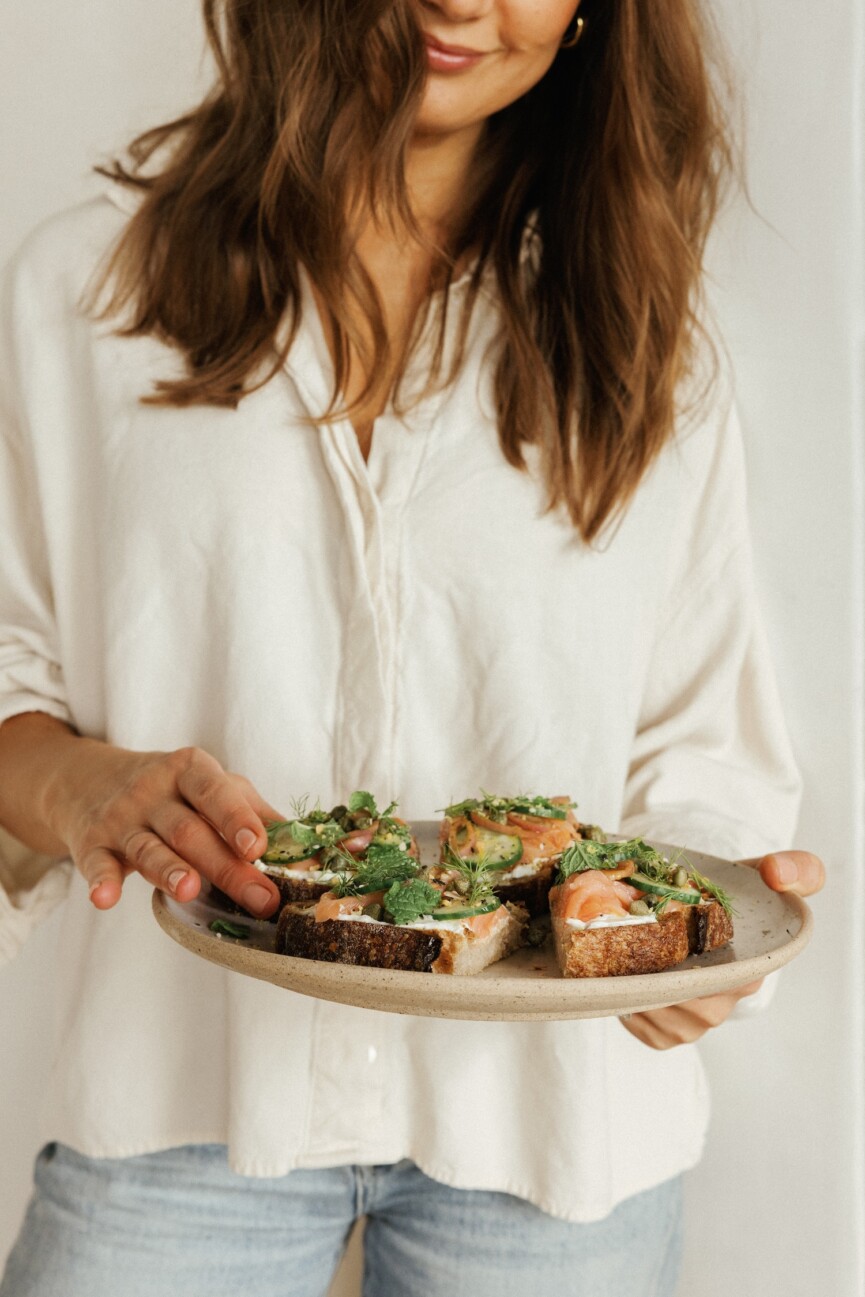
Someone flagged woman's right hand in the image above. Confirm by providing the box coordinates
[47,742,284,918]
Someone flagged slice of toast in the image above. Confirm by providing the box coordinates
[551,901,733,978]
[276,901,528,975]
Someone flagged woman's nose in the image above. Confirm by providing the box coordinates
[419,0,496,22]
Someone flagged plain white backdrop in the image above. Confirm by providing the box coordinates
[0,3,863,1295]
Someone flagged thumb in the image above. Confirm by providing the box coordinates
[744,850,826,898]
[78,846,126,910]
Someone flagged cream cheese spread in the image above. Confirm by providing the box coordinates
[565,912,659,931]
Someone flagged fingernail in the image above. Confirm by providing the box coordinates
[242,882,276,915]
[236,828,258,857]
[773,854,798,886]
[89,880,105,898]
[168,869,188,892]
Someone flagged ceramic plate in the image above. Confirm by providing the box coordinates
[152,824,813,1021]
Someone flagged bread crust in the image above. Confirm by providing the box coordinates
[276,904,528,975]
[493,860,558,917]
[552,901,733,978]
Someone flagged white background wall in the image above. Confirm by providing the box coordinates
[1,3,862,1295]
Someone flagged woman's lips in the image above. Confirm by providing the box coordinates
[424,34,489,73]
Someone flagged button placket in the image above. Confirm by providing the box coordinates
[371,405,438,793]
[320,424,393,792]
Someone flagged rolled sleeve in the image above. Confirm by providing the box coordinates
[0,829,73,966]
[0,252,73,730]
[0,253,75,961]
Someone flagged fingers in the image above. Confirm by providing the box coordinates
[79,846,126,910]
[238,781,285,829]
[620,981,766,1050]
[147,804,280,917]
[67,745,284,918]
[173,749,269,861]
[121,828,202,903]
[744,850,826,897]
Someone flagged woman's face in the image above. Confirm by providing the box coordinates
[414,0,581,137]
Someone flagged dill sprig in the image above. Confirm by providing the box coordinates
[688,867,737,917]
[329,843,419,897]
[441,845,498,907]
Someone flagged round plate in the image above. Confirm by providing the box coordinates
[151,826,813,1021]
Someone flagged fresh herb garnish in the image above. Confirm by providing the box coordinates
[441,792,575,822]
[330,843,419,897]
[348,790,397,820]
[286,819,346,850]
[440,845,499,908]
[688,867,737,917]
[382,878,442,926]
[558,838,681,882]
[209,919,251,939]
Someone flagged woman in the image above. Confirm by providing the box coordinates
[0,1,824,1294]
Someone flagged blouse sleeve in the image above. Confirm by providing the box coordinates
[620,402,802,859]
[0,248,75,964]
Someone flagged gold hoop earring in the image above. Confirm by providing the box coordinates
[560,16,585,49]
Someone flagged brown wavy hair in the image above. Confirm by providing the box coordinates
[94,0,732,541]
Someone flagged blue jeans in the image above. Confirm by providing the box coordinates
[1,1144,682,1297]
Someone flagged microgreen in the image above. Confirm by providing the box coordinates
[382,879,442,926]
[441,792,575,821]
[209,919,251,939]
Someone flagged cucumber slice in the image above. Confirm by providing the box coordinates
[510,802,567,820]
[430,898,502,920]
[262,844,319,864]
[465,831,523,868]
[628,873,702,905]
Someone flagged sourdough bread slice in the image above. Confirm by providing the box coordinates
[552,901,733,978]
[276,902,528,975]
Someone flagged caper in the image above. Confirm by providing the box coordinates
[330,804,347,821]
[456,879,470,895]
[362,903,382,921]
[673,867,689,888]
[629,899,651,916]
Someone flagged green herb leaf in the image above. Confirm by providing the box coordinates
[688,867,737,917]
[557,837,673,882]
[209,919,251,939]
[330,843,419,897]
[382,879,442,926]
[348,790,379,818]
[441,792,576,821]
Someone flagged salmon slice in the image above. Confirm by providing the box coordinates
[464,906,509,939]
[314,890,385,923]
[550,871,641,923]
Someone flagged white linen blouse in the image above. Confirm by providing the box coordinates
[0,191,800,1223]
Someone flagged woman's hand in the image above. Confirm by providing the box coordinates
[621,849,825,1050]
[46,741,284,918]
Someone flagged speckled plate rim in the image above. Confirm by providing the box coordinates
[152,837,813,1021]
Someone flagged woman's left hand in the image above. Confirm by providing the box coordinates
[621,850,825,1050]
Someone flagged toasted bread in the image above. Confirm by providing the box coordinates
[276,901,528,975]
[491,860,560,917]
[551,900,734,978]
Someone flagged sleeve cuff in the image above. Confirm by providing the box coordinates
[725,971,781,1019]
[0,841,73,966]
